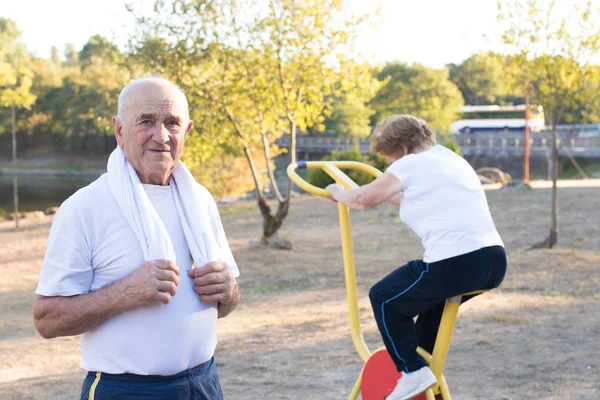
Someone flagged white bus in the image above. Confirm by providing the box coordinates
[450,105,545,133]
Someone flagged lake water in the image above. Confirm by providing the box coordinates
[0,176,96,218]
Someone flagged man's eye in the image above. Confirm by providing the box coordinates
[167,120,180,127]
[140,120,152,125]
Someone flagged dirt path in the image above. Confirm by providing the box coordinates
[1,185,599,399]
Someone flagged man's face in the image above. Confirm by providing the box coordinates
[113,81,193,185]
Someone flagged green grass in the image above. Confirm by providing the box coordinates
[558,159,600,179]
[528,158,600,180]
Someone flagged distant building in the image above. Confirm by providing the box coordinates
[450,104,545,134]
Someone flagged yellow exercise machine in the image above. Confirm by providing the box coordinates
[287,160,489,400]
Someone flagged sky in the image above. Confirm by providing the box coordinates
[2,0,506,68]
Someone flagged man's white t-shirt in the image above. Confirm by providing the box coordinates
[387,145,503,263]
[36,175,239,376]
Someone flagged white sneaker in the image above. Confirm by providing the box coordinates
[385,366,438,400]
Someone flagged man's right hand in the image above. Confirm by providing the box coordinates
[33,259,181,339]
[121,259,180,306]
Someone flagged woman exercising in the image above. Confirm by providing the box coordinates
[326,114,507,400]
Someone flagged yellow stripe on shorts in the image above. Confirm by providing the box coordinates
[89,371,101,400]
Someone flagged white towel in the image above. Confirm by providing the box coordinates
[107,146,236,272]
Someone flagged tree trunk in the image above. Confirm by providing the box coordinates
[258,196,290,245]
[258,117,298,245]
[224,105,290,247]
[549,123,559,248]
[242,142,288,246]
[243,143,289,246]
[286,119,297,199]
[11,105,20,229]
[523,89,530,182]
[241,145,263,199]
[259,118,296,245]
[257,123,290,244]
[260,129,283,201]
[530,115,559,250]
[529,97,559,250]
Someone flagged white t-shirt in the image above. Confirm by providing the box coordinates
[387,145,503,263]
[36,175,239,375]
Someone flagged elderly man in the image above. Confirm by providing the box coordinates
[33,77,240,399]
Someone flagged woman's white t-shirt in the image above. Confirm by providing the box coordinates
[387,145,503,263]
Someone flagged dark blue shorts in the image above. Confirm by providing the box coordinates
[80,358,223,400]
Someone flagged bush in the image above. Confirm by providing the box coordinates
[439,135,463,156]
[306,150,389,188]
[306,139,461,190]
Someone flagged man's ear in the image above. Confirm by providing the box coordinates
[113,116,124,147]
[185,120,194,139]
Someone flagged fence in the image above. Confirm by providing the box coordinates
[279,127,600,159]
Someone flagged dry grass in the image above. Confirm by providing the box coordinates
[1,185,599,399]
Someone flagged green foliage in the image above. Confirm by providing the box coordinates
[369,62,464,133]
[325,101,375,140]
[305,139,462,190]
[63,44,79,67]
[45,60,129,151]
[0,65,36,109]
[448,52,507,105]
[307,150,389,188]
[78,35,124,69]
[129,0,377,202]
[0,25,129,153]
[0,18,36,110]
[438,135,463,156]
[498,0,600,129]
[322,59,383,139]
[498,0,600,245]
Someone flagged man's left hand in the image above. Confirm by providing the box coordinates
[188,261,240,318]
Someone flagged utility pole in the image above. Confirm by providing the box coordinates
[523,88,530,183]
[11,104,20,229]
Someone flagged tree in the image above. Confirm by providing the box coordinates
[448,52,507,105]
[369,62,464,133]
[79,35,124,68]
[130,0,377,246]
[324,59,382,149]
[44,62,129,153]
[558,63,600,124]
[64,44,79,67]
[498,0,600,248]
[325,100,375,146]
[39,35,130,153]
[50,46,61,65]
[0,18,36,229]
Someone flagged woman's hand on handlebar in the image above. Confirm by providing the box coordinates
[326,183,344,203]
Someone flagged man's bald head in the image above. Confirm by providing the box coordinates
[117,76,190,121]
[112,76,193,186]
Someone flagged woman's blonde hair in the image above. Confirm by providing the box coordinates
[370,114,436,155]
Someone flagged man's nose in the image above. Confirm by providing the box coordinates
[153,123,170,144]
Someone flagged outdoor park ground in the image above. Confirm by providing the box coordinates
[1,182,599,400]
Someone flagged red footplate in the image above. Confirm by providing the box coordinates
[361,349,428,400]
